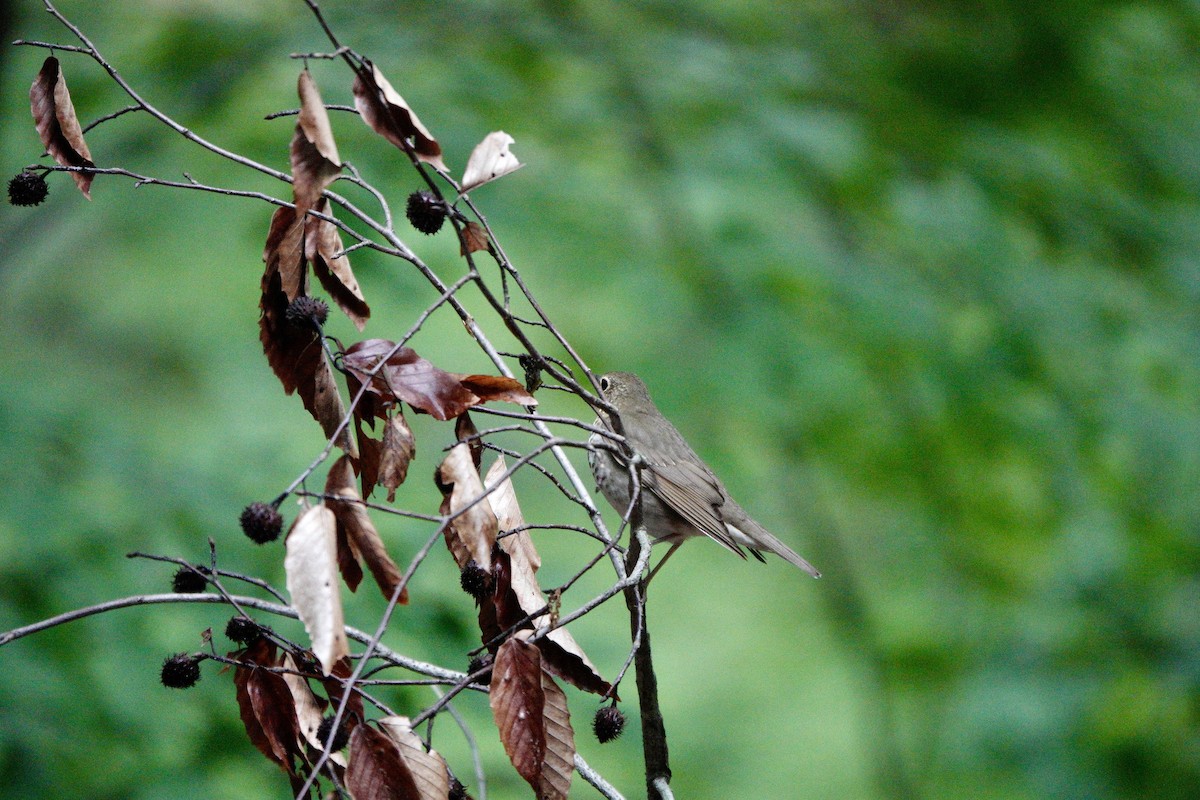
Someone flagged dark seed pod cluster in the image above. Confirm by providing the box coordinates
[225,616,265,645]
[459,559,492,600]
[8,171,48,206]
[171,565,209,594]
[160,653,203,689]
[240,502,283,544]
[285,295,330,328]
[406,189,445,235]
[315,715,350,751]
[592,705,626,743]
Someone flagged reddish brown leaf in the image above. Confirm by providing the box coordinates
[490,637,546,787]
[355,422,383,500]
[335,519,365,593]
[326,455,408,604]
[292,69,342,217]
[352,60,446,171]
[436,443,498,572]
[30,56,94,198]
[281,653,348,768]
[321,657,365,733]
[459,221,491,256]
[346,723,422,800]
[457,374,536,407]
[485,458,611,696]
[461,131,523,192]
[539,671,575,800]
[263,205,308,303]
[285,504,348,675]
[455,412,483,472]
[378,716,451,800]
[307,199,369,330]
[377,410,416,502]
[342,340,536,421]
[233,639,302,772]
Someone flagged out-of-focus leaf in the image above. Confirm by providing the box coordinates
[346,723,422,800]
[29,56,94,198]
[234,638,302,772]
[352,60,446,171]
[461,131,523,192]
[307,199,369,330]
[292,69,341,216]
[326,455,407,604]
[459,221,491,256]
[539,670,574,800]
[284,504,348,675]
[490,636,546,788]
[436,442,498,572]
[377,410,415,502]
[378,716,451,800]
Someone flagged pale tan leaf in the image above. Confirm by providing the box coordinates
[346,723,422,800]
[30,56,94,198]
[292,69,342,217]
[461,131,523,192]
[378,410,416,502]
[326,455,407,604]
[282,653,348,768]
[378,716,451,800]
[307,200,369,330]
[285,504,348,675]
[436,443,498,571]
[352,60,446,170]
[539,671,575,800]
[490,636,546,788]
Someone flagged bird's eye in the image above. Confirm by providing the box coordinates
[599,376,610,392]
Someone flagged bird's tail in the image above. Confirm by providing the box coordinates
[730,520,821,578]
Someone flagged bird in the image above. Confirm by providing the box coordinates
[587,371,820,578]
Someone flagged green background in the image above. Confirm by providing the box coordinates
[2,1,1198,798]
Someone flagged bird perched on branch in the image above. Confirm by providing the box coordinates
[588,371,820,578]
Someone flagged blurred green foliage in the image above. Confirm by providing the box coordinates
[1,1,1198,798]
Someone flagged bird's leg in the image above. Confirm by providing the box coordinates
[644,540,682,585]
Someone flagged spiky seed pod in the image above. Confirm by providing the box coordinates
[467,652,494,683]
[459,559,492,600]
[593,705,626,743]
[448,777,470,800]
[239,502,283,544]
[171,565,209,594]
[315,715,350,751]
[160,653,203,689]
[406,190,445,235]
[8,171,48,206]
[225,616,265,645]
[285,295,329,329]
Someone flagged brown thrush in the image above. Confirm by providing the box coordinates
[588,371,820,577]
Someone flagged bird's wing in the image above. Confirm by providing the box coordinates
[643,459,749,557]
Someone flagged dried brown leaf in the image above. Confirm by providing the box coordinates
[457,374,536,407]
[233,639,302,771]
[455,412,483,473]
[307,200,369,330]
[490,637,546,787]
[30,56,94,198]
[539,671,575,800]
[461,131,523,192]
[352,60,446,171]
[282,654,348,768]
[292,69,342,216]
[355,422,383,500]
[436,442,498,572]
[378,716,451,800]
[459,221,491,256]
[285,504,348,675]
[320,657,365,736]
[346,723,422,800]
[263,205,308,302]
[378,410,416,502]
[326,455,408,604]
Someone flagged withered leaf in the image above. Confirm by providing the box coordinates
[320,656,365,737]
[352,60,446,171]
[355,422,383,500]
[292,69,342,217]
[30,56,94,198]
[379,716,451,800]
[234,639,302,771]
[436,442,498,572]
[308,199,369,330]
[490,637,546,788]
[461,131,523,192]
[282,653,348,768]
[377,410,416,502]
[485,458,611,696]
[459,221,491,256]
[326,455,408,604]
[341,339,536,421]
[284,504,348,675]
[346,723,422,800]
[455,412,483,472]
[539,671,575,800]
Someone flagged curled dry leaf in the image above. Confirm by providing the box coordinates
[341,339,536,421]
[378,716,451,800]
[490,636,546,788]
[352,60,446,171]
[436,443,498,572]
[538,670,575,800]
[484,458,611,696]
[308,198,369,330]
[377,410,416,502]
[234,638,303,772]
[30,56,94,198]
[292,69,342,216]
[284,504,348,675]
[459,220,491,256]
[461,131,523,192]
[346,723,422,800]
[325,455,408,604]
[263,205,308,302]
[282,653,349,768]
